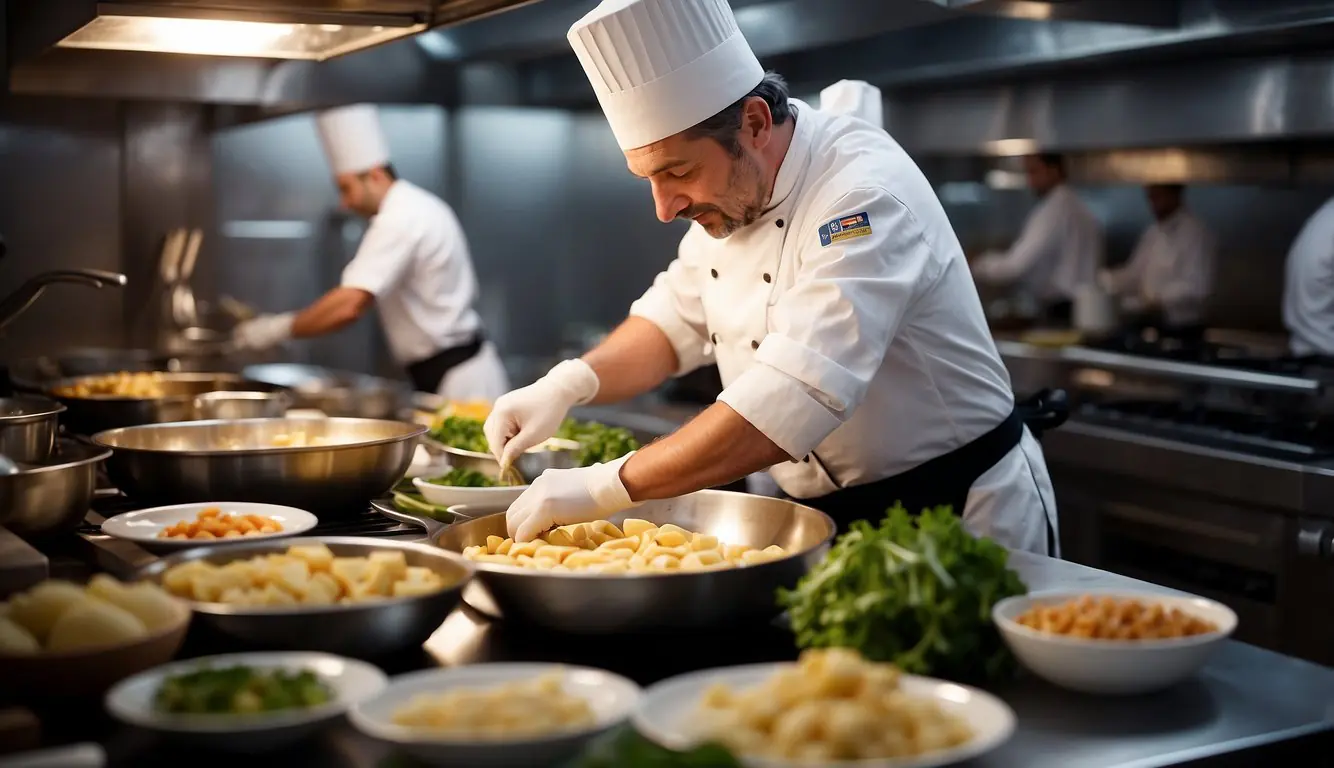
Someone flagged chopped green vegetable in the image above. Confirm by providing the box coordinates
[777,505,1027,683]
[428,415,489,453]
[565,726,741,768]
[391,491,455,523]
[556,419,640,467]
[154,666,332,715]
[427,467,507,488]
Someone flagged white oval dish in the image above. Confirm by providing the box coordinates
[992,589,1237,695]
[633,662,1016,768]
[412,477,527,509]
[101,502,318,551]
[349,662,640,768]
[105,651,388,752]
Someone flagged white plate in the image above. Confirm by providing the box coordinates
[101,502,318,551]
[412,477,527,509]
[105,651,387,752]
[633,662,1016,768]
[349,663,640,768]
[993,589,1237,695]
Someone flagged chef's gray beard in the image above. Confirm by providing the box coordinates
[680,153,768,238]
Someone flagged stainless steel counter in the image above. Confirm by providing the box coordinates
[66,549,1334,767]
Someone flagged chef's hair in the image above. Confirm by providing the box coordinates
[361,163,398,181]
[684,72,794,156]
[1033,153,1065,175]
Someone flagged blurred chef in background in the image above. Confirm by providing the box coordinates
[232,105,509,400]
[483,0,1059,557]
[971,154,1104,324]
[1100,184,1216,339]
[1283,195,1334,356]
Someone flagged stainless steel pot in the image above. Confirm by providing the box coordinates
[92,417,427,515]
[419,490,836,633]
[0,396,65,463]
[192,391,290,420]
[135,536,472,658]
[47,372,284,435]
[243,364,409,419]
[0,438,112,538]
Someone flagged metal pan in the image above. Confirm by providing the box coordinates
[48,371,285,435]
[415,490,835,634]
[92,417,427,515]
[0,437,112,538]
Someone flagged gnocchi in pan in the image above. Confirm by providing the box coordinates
[159,544,451,606]
[693,648,972,761]
[461,519,788,574]
[391,672,595,739]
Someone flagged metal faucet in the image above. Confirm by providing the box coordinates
[0,269,128,333]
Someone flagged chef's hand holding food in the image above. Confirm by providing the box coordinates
[483,358,600,468]
[506,453,638,542]
[231,313,295,351]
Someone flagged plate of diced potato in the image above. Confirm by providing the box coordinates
[136,538,472,657]
[101,503,318,551]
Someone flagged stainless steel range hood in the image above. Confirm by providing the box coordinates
[40,1,542,61]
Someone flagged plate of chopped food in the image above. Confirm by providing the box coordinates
[633,648,1015,768]
[101,502,317,551]
[349,662,640,768]
[992,589,1237,694]
[105,651,387,751]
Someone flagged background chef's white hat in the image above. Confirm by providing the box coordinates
[819,80,884,129]
[315,104,390,175]
[567,0,765,151]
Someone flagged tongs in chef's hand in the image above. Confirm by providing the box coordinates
[1016,388,1069,440]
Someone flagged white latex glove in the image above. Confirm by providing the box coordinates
[506,453,639,542]
[484,359,599,469]
[232,312,295,351]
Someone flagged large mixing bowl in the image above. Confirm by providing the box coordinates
[0,396,65,463]
[136,536,472,658]
[0,438,112,538]
[48,372,284,435]
[427,490,836,633]
[92,417,427,515]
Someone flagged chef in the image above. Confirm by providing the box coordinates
[231,104,509,400]
[1100,184,1216,337]
[971,154,1104,324]
[483,0,1059,555]
[1284,196,1334,356]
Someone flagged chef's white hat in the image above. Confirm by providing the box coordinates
[315,104,391,176]
[819,80,884,129]
[567,0,765,151]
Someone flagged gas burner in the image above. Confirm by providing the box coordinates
[1077,400,1334,460]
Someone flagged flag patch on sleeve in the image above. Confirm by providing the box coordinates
[818,211,872,247]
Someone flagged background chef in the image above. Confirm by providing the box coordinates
[1101,184,1216,338]
[231,104,509,400]
[484,0,1059,556]
[1283,194,1334,356]
[971,154,1105,324]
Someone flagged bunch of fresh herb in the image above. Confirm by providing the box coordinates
[556,419,640,467]
[777,505,1027,683]
[428,415,489,453]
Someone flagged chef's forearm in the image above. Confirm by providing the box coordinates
[291,287,374,338]
[581,316,680,405]
[618,402,789,501]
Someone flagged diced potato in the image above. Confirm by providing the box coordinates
[486,535,506,554]
[653,530,689,548]
[331,557,371,587]
[622,519,656,538]
[544,528,575,547]
[692,534,719,551]
[368,551,409,581]
[289,544,335,572]
[508,541,541,558]
[272,559,312,597]
[393,580,444,598]
[534,545,578,563]
[591,520,624,539]
[597,536,638,552]
[361,561,398,597]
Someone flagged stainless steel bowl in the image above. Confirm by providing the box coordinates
[424,438,581,484]
[429,490,835,633]
[48,372,285,435]
[0,396,65,463]
[0,438,112,537]
[135,536,472,658]
[192,390,291,420]
[92,417,427,514]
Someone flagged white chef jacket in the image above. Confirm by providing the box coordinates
[628,100,1059,555]
[340,180,509,400]
[1284,196,1334,356]
[1105,209,1215,326]
[972,184,1104,303]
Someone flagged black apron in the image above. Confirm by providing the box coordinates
[404,335,483,394]
[791,389,1067,555]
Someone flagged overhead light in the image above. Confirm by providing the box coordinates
[55,3,426,61]
[984,138,1040,157]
